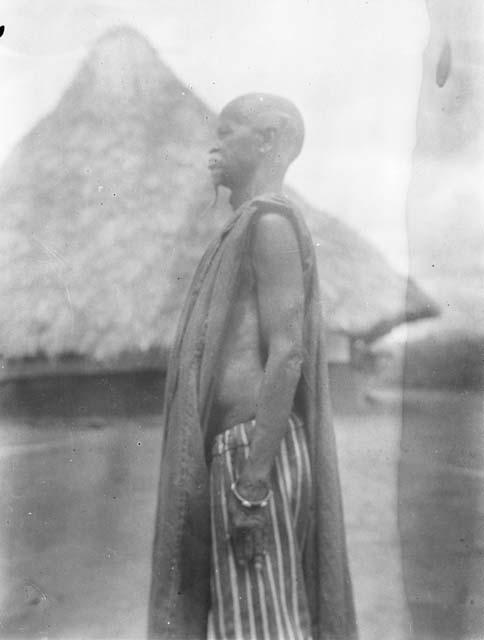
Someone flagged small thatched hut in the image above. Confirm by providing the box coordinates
[0,27,437,414]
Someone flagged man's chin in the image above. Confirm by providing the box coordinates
[209,168,230,189]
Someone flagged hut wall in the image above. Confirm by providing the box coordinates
[0,332,364,418]
[0,371,166,418]
[328,362,372,414]
[0,333,367,417]
[0,364,373,418]
[326,332,351,363]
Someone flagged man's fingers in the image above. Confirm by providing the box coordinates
[229,498,268,568]
[232,527,264,567]
[244,531,254,563]
[233,529,248,567]
[253,527,265,571]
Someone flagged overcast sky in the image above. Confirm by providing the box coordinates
[0,0,431,271]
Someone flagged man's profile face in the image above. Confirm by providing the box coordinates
[208,112,262,189]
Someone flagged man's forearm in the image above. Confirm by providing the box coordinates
[237,347,302,495]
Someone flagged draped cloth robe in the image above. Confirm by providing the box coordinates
[148,194,358,640]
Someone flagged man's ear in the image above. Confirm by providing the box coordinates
[257,127,277,154]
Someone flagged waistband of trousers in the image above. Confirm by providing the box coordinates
[210,412,303,459]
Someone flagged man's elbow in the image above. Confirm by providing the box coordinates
[287,344,304,372]
[268,339,304,375]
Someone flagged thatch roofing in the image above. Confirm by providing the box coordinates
[0,27,438,365]
[284,189,438,342]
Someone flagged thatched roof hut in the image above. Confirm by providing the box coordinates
[0,27,438,374]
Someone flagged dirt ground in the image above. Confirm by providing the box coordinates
[336,393,412,640]
[398,389,484,640]
[0,388,482,639]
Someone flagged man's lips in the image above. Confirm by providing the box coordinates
[208,155,223,171]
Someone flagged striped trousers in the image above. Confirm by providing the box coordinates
[208,415,313,640]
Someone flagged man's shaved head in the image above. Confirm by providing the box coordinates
[220,93,305,165]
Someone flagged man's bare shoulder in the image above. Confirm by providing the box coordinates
[252,211,300,260]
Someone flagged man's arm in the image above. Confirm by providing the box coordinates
[237,211,305,498]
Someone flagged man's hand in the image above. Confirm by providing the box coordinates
[227,486,270,570]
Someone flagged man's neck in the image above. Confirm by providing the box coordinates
[229,173,284,210]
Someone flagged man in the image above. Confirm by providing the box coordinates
[149,93,357,640]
